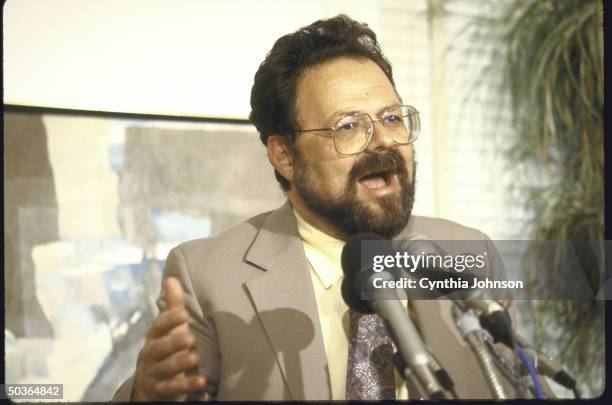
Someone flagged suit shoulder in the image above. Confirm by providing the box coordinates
[175,210,272,259]
[401,215,488,240]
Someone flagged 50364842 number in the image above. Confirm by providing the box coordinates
[2,384,63,400]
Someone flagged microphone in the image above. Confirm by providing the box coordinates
[452,305,507,399]
[341,233,446,399]
[402,237,577,392]
[398,236,514,347]
[398,237,578,395]
[394,236,486,298]
[513,334,577,391]
[462,300,514,348]
[459,293,576,393]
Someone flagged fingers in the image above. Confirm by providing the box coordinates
[135,363,206,401]
[164,277,185,309]
[134,277,208,401]
[149,348,200,380]
[147,323,195,362]
[136,323,204,401]
[147,306,189,339]
[154,373,206,398]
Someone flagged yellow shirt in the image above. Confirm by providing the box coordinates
[293,209,409,400]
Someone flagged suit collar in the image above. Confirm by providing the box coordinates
[244,200,331,400]
[244,200,298,271]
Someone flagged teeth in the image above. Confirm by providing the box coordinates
[360,175,387,189]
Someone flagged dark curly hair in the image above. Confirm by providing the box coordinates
[249,14,396,191]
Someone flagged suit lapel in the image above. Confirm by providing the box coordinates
[244,201,331,400]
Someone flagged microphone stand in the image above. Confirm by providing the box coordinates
[484,338,532,398]
[354,265,450,399]
[391,347,457,400]
[371,298,448,400]
[391,351,437,400]
[452,304,508,399]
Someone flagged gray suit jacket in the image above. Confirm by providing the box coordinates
[113,201,530,401]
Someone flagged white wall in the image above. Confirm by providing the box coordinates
[3,0,378,119]
[5,0,527,238]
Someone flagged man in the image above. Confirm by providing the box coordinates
[113,15,523,401]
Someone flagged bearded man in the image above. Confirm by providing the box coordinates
[113,14,538,401]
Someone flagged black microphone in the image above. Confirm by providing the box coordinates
[395,236,486,297]
[465,300,514,348]
[341,233,446,399]
[398,236,514,347]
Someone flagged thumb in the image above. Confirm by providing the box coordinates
[164,277,185,309]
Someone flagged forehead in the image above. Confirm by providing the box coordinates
[295,57,399,124]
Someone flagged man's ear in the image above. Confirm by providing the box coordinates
[266,135,295,184]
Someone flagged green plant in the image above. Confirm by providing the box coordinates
[489,0,604,396]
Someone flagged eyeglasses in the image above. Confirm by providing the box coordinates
[296,105,420,155]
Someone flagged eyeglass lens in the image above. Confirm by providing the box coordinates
[332,105,420,155]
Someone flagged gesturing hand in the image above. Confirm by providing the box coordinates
[133,277,206,401]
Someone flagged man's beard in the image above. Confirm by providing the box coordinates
[293,148,416,239]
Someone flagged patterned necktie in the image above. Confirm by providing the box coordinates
[346,309,396,400]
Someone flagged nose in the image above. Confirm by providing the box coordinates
[364,120,395,152]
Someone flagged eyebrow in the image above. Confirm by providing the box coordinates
[324,103,402,124]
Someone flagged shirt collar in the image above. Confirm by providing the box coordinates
[293,208,345,289]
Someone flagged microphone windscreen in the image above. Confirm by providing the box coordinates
[341,232,387,276]
[399,235,449,258]
[341,232,391,314]
[341,276,374,314]
[396,236,483,299]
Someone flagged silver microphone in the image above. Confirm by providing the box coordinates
[452,305,507,399]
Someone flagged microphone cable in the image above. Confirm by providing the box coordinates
[484,338,531,399]
[516,344,545,399]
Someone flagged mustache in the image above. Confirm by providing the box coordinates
[348,148,407,182]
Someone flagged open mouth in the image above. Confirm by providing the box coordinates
[358,167,394,189]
